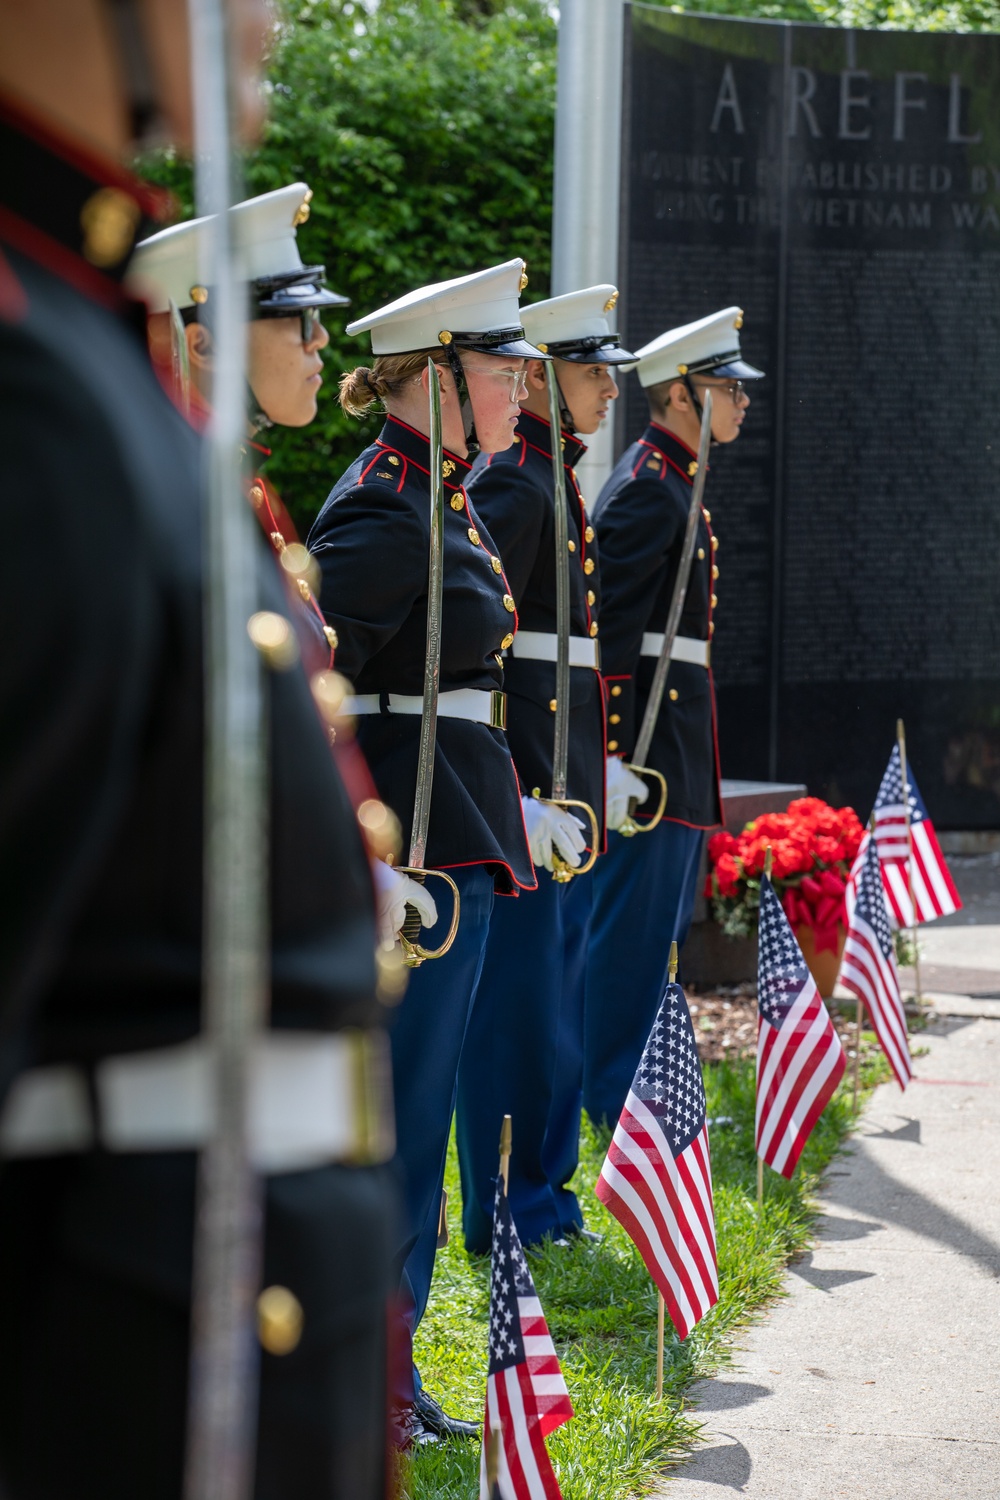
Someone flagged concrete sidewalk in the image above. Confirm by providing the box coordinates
[657,1013,1000,1498]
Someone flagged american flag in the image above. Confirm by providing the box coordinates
[849,744,961,927]
[756,875,846,1178]
[595,980,718,1339]
[479,1182,572,1500]
[841,829,913,1090]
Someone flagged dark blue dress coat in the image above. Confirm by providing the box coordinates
[592,421,722,830]
[307,415,535,894]
[466,409,606,840]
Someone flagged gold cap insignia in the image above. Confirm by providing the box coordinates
[80,187,140,268]
[677,364,688,376]
[439,330,453,345]
[190,285,209,305]
[519,261,529,291]
[536,343,548,354]
[293,188,314,227]
[603,290,619,314]
[735,309,744,329]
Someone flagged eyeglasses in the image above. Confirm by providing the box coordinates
[693,378,748,404]
[466,363,529,403]
[299,308,324,344]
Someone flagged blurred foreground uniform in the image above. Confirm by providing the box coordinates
[584,309,762,1127]
[0,97,396,1500]
[457,286,636,1253]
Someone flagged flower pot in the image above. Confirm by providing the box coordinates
[794,922,846,999]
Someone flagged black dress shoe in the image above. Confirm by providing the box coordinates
[390,1405,440,1449]
[413,1388,480,1440]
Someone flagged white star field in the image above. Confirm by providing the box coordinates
[633,982,706,1158]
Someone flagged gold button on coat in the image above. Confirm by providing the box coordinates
[697,547,705,560]
[587,590,596,605]
[668,688,679,701]
[549,699,557,712]
[583,558,595,575]
[589,621,598,638]
[468,527,480,544]
[711,593,718,608]
[610,684,622,697]
[711,536,719,552]
[257,1286,304,1356]
[712,565,720,579]
[491,556,502,574]
[450,495,464,511]
[501,632,514,649]
[609,713,620,725]
[584,525,595,543]
[503,594,515,612]
[703,508,711,523]
[608,739,619,752]
[567,540,576,553]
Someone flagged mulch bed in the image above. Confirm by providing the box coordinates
[686,985,924,1064]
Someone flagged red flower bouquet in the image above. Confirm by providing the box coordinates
[704,798,864,954]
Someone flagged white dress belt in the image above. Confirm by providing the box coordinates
[509,631,601,670]
[0,1030,394,1174]
[640,632,710,668]
[345,686,506,729]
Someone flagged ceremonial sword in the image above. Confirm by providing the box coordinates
[396,356,461,964]
[619,390,713,838]
[529,362,600,882]
[184,2,266,1498]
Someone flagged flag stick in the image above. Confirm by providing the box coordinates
[896,719,922,1003]
[852,997,863,1112]
[653,943,678,1401]
[499,1114,512,1198]
[655,1294,665,1402]
[756,848,773,1211]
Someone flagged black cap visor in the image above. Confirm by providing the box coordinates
[539,335,638,366]
[705,356,765,380]
[450,327,551,360]
[254,265,350,315]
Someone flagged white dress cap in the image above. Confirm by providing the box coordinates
[346,258,544,357]
[127,183,347,315]
[634,306,763,388]
[519,285,636,364]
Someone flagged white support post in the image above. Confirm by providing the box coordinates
[551,0,626,502]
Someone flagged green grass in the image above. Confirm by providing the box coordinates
[404,1040,891,1499]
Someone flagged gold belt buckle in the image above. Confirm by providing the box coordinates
[489,689,507,730]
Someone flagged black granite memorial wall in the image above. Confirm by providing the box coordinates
[619,4,1000,828]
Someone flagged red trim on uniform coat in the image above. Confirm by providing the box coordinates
[0,245,28,322]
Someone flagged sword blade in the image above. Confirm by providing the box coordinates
[408,358,446,870]
[546,362,571,801]
[632,390,713,771]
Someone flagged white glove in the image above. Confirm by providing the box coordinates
[606,755,649,832]
[371,859,438,943]
[521,796,587,872]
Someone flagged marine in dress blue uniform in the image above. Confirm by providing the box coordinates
[130,183,350,675]
[584,308,764,1127]
[306,260,543,1442]
[457,286,639,1253]
[0,94,396,1500]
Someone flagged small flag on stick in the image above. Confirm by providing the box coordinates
[842,830,912,1090]
[850,741,961,927]
[755,873,847,1178]
[595,961,719,1340]
[480,1139,572,1499]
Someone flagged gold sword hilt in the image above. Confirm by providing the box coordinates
[616,764,668,838]
[531,789,600,883]
[395,867,461,967]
